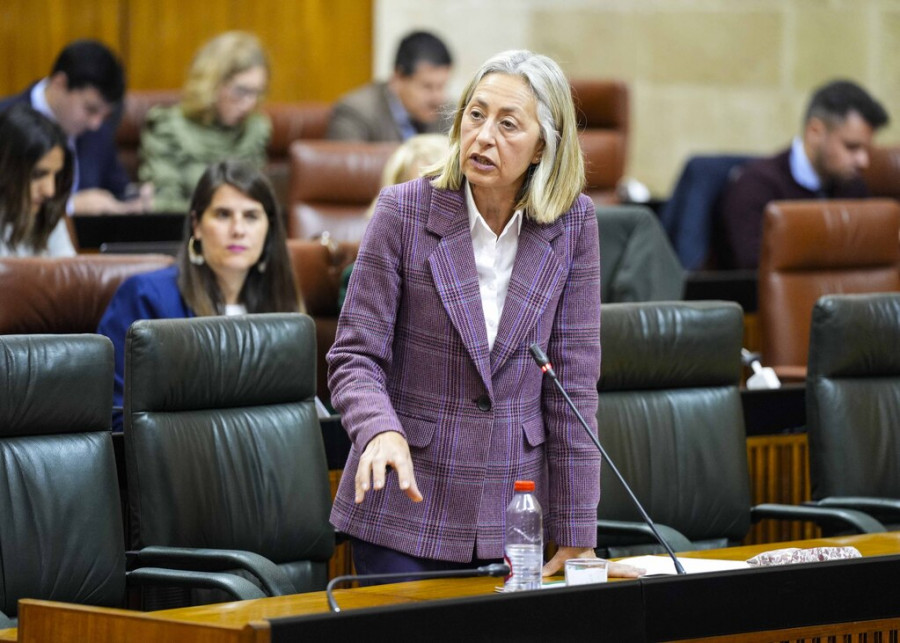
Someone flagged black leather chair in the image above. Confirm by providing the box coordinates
[596,204,684,302]
[806,293,900,526]
[0,334,265,626]
[594,301,884,557]
[124,313,334,598]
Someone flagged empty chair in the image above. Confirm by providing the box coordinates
[570,79,630,205]
[806,293,900,526]
[596,204,684,302]
[0,334,264,626]
[659,154,755,270]
[0,254,174,334]
[594,301,883,557]
[757,199,900,381]
[124,313,334,595]
[286,139,399,241]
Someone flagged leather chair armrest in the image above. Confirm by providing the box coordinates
[808,497,900,522]
[126,567,267,601]
[751,503,886,534]
[596,519,694,552]
[128,546,296,596]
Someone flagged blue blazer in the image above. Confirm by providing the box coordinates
[0,84,130,198]
[97,265,193,429]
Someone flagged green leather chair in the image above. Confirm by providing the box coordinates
[0,334,265,626]
[594,301,884,557]
[124,313,334,602]
[806,293,900,526]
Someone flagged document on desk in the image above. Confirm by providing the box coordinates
[617,555,751,576]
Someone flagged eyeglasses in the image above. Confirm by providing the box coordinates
[225,83,266,102]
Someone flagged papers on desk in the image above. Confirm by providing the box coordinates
[617,555,751,576]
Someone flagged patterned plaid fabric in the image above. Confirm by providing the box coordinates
[328,178,601,562]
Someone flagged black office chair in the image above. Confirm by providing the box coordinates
[806,293,900,526]
[596,204,684,302]
[594,301,884,557]
[0,335,266,626]
[124,313,334,602]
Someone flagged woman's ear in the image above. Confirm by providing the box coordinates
[190,211,201,239]
[531,139,545,165]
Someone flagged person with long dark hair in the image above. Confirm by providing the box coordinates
[97,160,301,429]
[0,103,75,256]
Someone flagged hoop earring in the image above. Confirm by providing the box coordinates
[188,237,205,266]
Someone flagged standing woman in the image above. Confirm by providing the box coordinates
[98,160,300,429]
[0,103,75,256]
[329,50,636,578]
[139,31,271,212]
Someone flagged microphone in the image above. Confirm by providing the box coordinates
[326,562,510,612]
[529,343,686,575]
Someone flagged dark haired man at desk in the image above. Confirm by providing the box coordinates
[718,79,888,269]
[0,39,152,214]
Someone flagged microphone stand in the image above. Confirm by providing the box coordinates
[529,343,686,575]
[326,563,510,612]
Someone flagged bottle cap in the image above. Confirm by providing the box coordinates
[514,480,535,492]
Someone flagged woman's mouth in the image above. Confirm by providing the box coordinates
[470,153,495,170]
[227,245,247,252]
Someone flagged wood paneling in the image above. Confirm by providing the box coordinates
[744,433,819,545]
[0,0,371,101]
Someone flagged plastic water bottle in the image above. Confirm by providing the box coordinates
[504,480,543,591]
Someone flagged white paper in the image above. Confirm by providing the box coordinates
[617,555,751,576]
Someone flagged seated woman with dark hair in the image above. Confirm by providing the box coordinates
[98,160,302,430]
[0,103,75,256]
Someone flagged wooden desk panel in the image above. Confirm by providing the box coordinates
[12,532,900,642]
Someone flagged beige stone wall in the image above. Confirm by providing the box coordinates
[376,0,900,196]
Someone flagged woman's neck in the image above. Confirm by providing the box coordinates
[215,271,247,306]
[472,186,518,236]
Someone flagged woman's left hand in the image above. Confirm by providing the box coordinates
[542,546,645,578]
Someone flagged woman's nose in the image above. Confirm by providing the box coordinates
[41,176,56,199]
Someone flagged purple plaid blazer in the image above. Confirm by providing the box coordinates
[327,178,601,562]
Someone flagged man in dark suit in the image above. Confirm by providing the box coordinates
[0,39,150,213]
[718,79,889,269]
[327,31,454,142]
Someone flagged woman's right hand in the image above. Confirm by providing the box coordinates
[355,430,423,504]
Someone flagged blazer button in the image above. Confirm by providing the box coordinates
[476,395,492,412]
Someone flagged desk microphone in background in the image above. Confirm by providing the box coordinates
[528,343,686,575]
[326,563,510,612]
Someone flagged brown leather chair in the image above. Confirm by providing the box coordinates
[0,255,175,334]
[570,79,629,205]
[862,144,900,200]
[115,91,331,208]
[758,199,900,380]
[286,140,398,241]
[288,239,359,402]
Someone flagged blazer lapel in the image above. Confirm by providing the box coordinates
[426,189,494,394]
[490,217,565,374]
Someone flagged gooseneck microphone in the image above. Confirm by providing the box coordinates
[326,563,510,612]
[529,343,686,575]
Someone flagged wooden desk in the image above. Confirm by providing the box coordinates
[10,533,900,642]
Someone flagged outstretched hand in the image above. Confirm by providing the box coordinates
[355,430,423,504]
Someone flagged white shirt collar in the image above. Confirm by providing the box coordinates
[789,136,822,192]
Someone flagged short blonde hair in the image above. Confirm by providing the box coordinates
[429,50,584,224]
[180,31,269,125]
[382,134,450,186]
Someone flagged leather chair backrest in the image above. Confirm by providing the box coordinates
[288,239,360,402]
[596,301,750,545]
[807,293,900,499]
[596,205,684,302]
[570,79,629,204]
[862,145,900,200]
[124,314,334,592]
[287,140,399,241]
[758,199,900,371]
[0,254,175,334]
[0,334,123,617]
